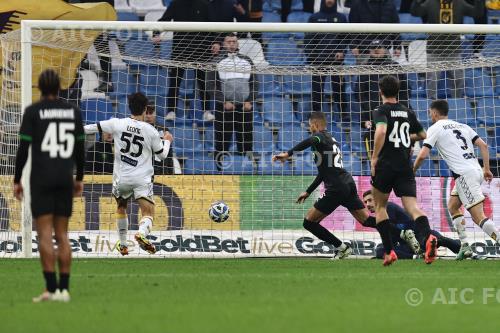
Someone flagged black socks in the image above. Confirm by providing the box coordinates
[303,219,343,248]
[415,216,432,243]
[59,273,70,291]
[43,271,57,293]
[376,220,394,254]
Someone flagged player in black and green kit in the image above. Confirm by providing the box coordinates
[370,75,436,266]
[14,69,85,302]
[273,112,378,259]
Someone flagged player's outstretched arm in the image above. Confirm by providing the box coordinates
[474,138,493,182]
[413,146,431,173]
[153,130,173,160]
[410,130,426,142]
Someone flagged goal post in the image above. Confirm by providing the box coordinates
[1,20,499,258]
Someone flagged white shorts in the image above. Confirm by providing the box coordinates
[451,168,484,209]
[112,181,154,204]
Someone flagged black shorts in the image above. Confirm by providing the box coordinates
[371,167,416,197]
[30,183,74,218]
[314,182,365,215]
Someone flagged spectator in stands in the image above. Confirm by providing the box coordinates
[237,0,264,42]
[355,40,409,130]
[348,0,401,64]
[411,0,485,99]
[78,0,115,92]
[210,33,256,166]
[208,0,248,55]
[304,0,348,118]
[468,0,488,58]
[155,0,215,122]
[144,105,175,175]
[281,0,315,22]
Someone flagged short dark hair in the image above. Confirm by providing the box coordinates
[379,75,400,98]
[430,99,449,116]
[146,104,155,114]
[309,111,327,125]
[128,92,148,116]
[362,190,372,198]
[38,69,60,97]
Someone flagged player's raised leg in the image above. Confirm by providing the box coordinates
[371,186,397,266]
[32,214,58,302]
[115,197,129,256]
[54,215,72,302]
[135,197,157,254]
[400,196,436,264]
[448,193,472,260]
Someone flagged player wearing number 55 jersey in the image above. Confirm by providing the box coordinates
[414,99,499,260]
[273,112,379,260]
[14,69,85,302]
[370,75,437,266]
[84,93,173,255]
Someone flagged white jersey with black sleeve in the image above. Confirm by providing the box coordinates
[423,119,482,177]
[84,118,170,186]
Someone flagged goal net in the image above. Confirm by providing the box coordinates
[1,21,499,258]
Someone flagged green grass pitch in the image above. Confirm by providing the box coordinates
[1,259,499,333]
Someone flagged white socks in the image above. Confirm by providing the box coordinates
[452,215,469,244]
[138,216,153,237]
[117,214,128,246]
[480,219,499,243]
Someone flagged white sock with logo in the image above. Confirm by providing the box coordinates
[480,219,499,243]
[452,215,469,245]
[116,213,128,246]
[138,216,153,237]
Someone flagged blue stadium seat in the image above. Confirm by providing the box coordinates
[110,70,137,96]
[202,126,236,152]
[266,39,304,65]
[410,98,431,128]
[183,153,218,175]
[287,11,312,23]
[496,127,500,153]
[465,68,494,98]
[179,69,196,99]
[262,12,281,23]
[169,125,203,155]
[114,95,129,118]
[80,98,114,124]
[253,125,275,152]
[437,160,451,177]
[296,97,313,123]
[138,65,168,96]
[496,66,500,96]
[219,154,254,175]
[349,125,365,153]
[160,40,172,59]
[476,97,500,127]
[293,152,316,175]
[282,75,312,95]
[117,12,140,21]
[472,127,497,156]
[257,153,293,175]
[408,73,426,98]
[262,96,296,124]
[398,14,426,40]
[123,38,156,69]
[257,74,282,97]
[277,124,309,151]
[415,159,437,177]
[329,124,348,150]
[447,98,475,125]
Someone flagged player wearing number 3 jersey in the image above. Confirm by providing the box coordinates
[84,93,173,255]
[370,75,437,266]
[414,99,499,260]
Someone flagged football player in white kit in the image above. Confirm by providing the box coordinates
[84,93,173,255]
[414,99,499,260]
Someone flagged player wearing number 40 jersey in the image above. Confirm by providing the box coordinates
[371,75,437,266]
[84,93,173,255]
[414,99,500,260]
[273,112,380,260]
[14,69,85,302]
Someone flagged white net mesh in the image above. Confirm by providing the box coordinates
[1,23,499,258]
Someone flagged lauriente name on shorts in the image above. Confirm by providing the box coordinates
[442,123,465,130]
[39,108,74,119]
[390,110,408,118]
[126,126,141,135]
